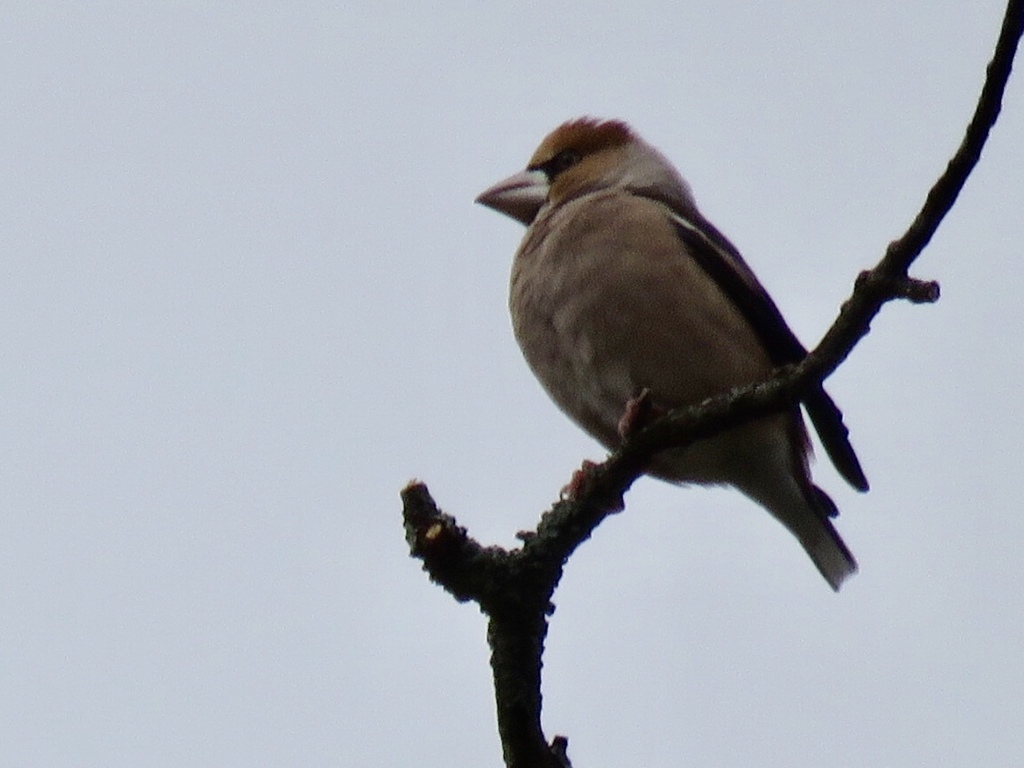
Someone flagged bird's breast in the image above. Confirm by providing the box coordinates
[508,191,773,450]
[509,214,637,445]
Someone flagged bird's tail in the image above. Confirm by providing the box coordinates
[739,467,858,591]
[799,496,858,591]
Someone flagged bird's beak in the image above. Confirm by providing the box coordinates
[475,169,549,225]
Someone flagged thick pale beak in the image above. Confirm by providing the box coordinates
[475,169,549,225]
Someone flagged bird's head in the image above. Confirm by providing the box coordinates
[476,117,695,225]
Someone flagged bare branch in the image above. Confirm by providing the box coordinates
[401,4,1023,765]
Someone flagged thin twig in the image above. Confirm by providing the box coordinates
[402,4,1023,765]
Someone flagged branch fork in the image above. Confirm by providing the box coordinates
[401,4,1023,764]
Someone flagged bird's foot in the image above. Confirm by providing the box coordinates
[561,460,600,501]
[560,459,625,511]
[617,388,665,441]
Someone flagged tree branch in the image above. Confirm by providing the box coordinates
[402,3,1023,765]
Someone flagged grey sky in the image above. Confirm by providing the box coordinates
[2,2,1022,766]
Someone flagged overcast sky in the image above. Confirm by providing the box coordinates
[2,2,1022,766]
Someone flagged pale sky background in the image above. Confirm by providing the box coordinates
[2,2,1023,767]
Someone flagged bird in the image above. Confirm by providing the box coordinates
[475,117,869,591]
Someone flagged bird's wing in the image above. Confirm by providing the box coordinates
[664,205,869,492]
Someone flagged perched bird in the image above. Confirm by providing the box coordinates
[476,117,869,590]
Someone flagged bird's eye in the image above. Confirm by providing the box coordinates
[536,149,582,179]
[551,149,581,174]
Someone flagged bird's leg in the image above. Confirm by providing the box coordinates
[617,387,666,441]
